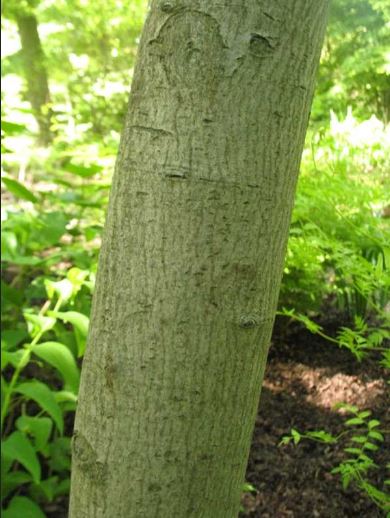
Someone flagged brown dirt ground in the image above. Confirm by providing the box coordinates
[239,322,389,518]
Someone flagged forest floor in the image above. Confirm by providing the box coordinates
[240,319,389,518]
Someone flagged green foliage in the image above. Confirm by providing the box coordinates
[2,496,46,518]
[313,0,390,121]
[2,0,148,140]
[280,406,390,512]
[280,111,389,318]
[1,171,95,513]
[279,309,389,365]
[1,272,92,513]
[1,176,38,203]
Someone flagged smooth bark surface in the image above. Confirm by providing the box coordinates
[70,2,329,517]
[16,13,52,144]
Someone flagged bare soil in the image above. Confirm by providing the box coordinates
[240,322,389,518]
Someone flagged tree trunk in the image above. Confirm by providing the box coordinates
[69,2,329,517]
[16,13,52,144]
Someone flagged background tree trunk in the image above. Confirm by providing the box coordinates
[70,2,329,517]
[16,12,52,144]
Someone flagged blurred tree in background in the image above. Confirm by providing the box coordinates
[313,0,390,122]
[3,0,52,143]
[2,0,147,140]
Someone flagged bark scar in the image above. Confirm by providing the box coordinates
[249,32,278,57]
[148,9,225,92]
[239,315,273,329]
[72,431,107,483]
[130,125,174,137]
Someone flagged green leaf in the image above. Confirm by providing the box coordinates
[1,177,38,203]
[278,435,292,446]
[49,311,89,356]
[1,471,32,501]
[299,314,323,333]
[363,442,379,451]
[15,381,64,434]
[63,162,103,178]
[24,312,56,338]
[1,280,24,309]
[44,279,73,304]
[54,476,70,497]
[242,482,256,493]
[344,447,362,455]
[1,448,13,478]
[345,417,365,426]
[2,496,45,518]
[359,481,390,505]
[56,390,77,412]
[1,120,27,135]
[30,476,59,502]
[54,390,78,404]
[1,231,18,259]
[48,437,71,472]
[30,211,68,250]
[1,377,8,409]
[16,416,53,452]
[306,430,337,443]
[1,254,43,266]
[357,410,371,419]
[52,325,78,358]
[351,435,368,444]
[2,431,41,483]
[356,454,376,465]
[1,349,30,370]
[368,431,384,441]
[1,328,29,350]
[291,428,301,445]
[341,474,352,490]
[368,420,381,429]
[32,341,80,393]
[49,311,89,337]
[67,267,89,296]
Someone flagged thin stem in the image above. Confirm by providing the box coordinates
[276,310,339,345]
[0,297,62,435]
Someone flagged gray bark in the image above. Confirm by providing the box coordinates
[69,2,329,517]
